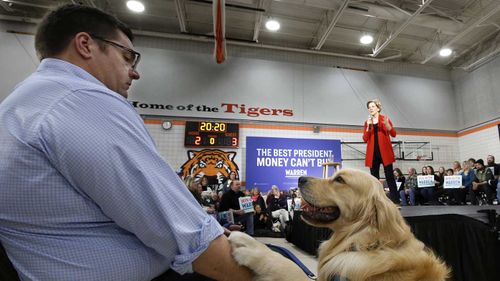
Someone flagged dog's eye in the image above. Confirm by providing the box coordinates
[334,176,345,184]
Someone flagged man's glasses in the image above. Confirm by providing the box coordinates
[90,34,141,70]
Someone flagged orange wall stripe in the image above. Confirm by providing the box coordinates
[457,121,500,137]
[144,119,162,125]
[144,119,499,138]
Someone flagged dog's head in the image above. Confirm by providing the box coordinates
[299,169,402,233]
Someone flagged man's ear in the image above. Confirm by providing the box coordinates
[73,32,94,59]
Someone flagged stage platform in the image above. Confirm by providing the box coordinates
[288,206,500,281]
[399,205,500,224]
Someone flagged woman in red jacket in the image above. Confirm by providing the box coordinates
[363,99,398,203]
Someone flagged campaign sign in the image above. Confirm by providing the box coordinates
[238,196,254,213]
[246,137,342,192]
[218,211,234,224]
[417,175,435,188]
[287,198,302,212]
[443,175,462,189]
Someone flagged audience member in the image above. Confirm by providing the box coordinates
[200,175,210,192]
[471,159,495,205]
[452,161,463,174]
[437,167,446,187]
[420,166,427,175]
[393,168,406,203]
[219,180,254,235]
[253,204,272,231]
[453,161,475,205]
[420,166,440,204]
[251,187,266,212]
[220,171,237,195]
[266,185,290,232]
[486,155,499,202]
[468,158,476,171]
[400,167,417,206]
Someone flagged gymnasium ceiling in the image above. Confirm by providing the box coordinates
[1,0,499,70]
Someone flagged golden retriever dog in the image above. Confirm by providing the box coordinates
[229,169,450,281]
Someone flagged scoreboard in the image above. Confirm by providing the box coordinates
[184,121,239,148]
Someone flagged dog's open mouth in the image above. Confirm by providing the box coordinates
[300,198,340,223]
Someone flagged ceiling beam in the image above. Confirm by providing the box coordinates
[420,3,500,64]
[1,0,52,9]
[312,0,350,50]
[371,0,434,57]
[252,0,271,42]
[0,1,14,12]
[174,0,188,33]
[378,0,411,16]
[457,31,500,71]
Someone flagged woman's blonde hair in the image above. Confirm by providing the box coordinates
[184,175,198,189]
[366,99,382,112]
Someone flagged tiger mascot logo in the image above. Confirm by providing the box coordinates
[180,149,239,191]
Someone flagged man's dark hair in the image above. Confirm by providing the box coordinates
[35,4,133,60]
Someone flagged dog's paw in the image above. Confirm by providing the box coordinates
[228,232,269,267]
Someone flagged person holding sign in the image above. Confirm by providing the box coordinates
[363,99,398,203]
[418,166,441,204]
[219,180,254,235]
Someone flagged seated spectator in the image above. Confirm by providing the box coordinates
[219,180,254,235]
[444,168,460,205]
[468,158,476,171]
[253,204,272,231]
[452,161,463,174]
[419,166,440,204]
[220,171,238,195]
[393,168,405,204]
[420,166,427,176]
[200,175,210,192]
[486,155,500,203]
[266,185,290,232]
[400,167,417,206]
[251,187,266,212]
[184,176,216,215]
[471,159,495,205]
[184,176,203,205]
[453,161,475,205]
[437,167,446,187]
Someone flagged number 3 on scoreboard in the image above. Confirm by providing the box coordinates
[232,137,238,146]
[195,136,201,145]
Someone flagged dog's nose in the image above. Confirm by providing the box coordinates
[298,176,308,186]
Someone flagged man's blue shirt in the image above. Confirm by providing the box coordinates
[0,58,223,281]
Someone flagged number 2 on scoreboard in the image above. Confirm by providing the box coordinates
[195,136,201,145]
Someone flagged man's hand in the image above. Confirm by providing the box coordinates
[233,209,245,216]
[472,182,478,190]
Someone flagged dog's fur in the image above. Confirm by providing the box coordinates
[229,169,450,281]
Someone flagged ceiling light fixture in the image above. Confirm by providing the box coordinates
[439,48,452,57]
[127,0,145,13]
[360,35,374,45]
[265,19,280,31]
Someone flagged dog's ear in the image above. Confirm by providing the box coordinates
[370,191,406,237]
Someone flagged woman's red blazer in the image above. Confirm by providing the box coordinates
[362,114,397,168]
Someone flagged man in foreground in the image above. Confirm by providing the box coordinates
[0,4,251,281]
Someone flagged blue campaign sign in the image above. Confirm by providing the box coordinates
[246,137,342,192]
